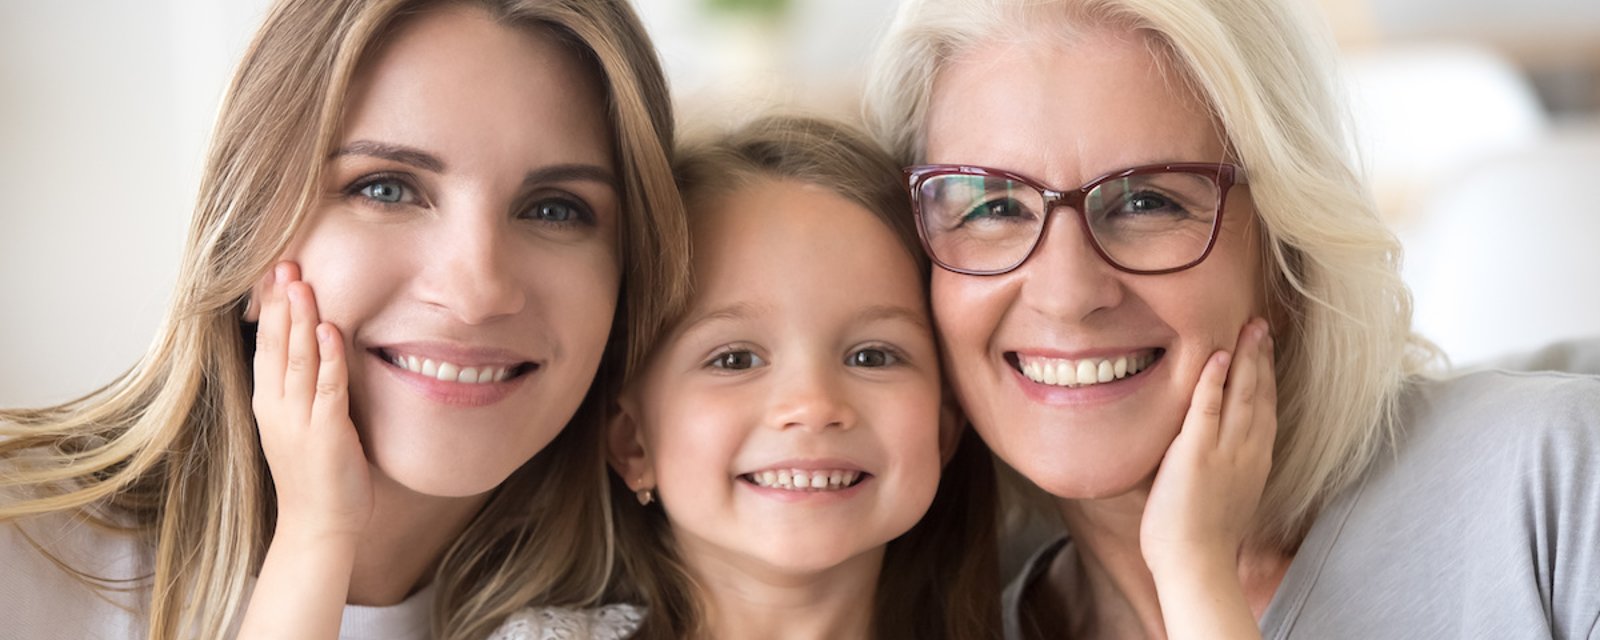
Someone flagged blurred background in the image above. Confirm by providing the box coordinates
[3,0,1598,406]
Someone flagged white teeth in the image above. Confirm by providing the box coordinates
[387,352,513,385]
[746,469,863,492]
[1017,351,1157,388]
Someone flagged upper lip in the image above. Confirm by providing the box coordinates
[370,341,539,368]
[1007,346,1161,361]
[738,457,870,475]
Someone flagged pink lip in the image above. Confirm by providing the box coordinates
[739,458,868,475]
[735,458,874,504]
[738,474,873,504]
[373,341,536,368]
[1005,349,1164,406]
[1010,346,1159,361]
[371,351,533,407]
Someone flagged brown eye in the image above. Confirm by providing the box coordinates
[847,348,898,368]
[710,350,764,370]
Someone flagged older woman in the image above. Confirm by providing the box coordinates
[867,0,1600,638]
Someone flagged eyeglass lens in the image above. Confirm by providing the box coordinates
[916,170,1221,273]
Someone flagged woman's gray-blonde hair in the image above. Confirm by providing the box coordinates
[865,0,1438,548]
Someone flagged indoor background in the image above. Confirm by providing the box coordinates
[3,0,1597,406]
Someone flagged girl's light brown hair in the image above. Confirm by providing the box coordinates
[0,0,689,637]
[609,114,1001,639]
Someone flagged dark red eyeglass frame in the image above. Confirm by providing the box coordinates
[903,162,1248,276]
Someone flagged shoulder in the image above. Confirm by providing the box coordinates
[487,603,645,640]
[0,509,150,636]
[1002,536,1069,640]
[1398,368,1600,450]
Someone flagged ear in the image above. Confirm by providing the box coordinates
[606,392,655,492]
[937,390,965,467]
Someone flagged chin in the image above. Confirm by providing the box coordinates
[987,418,1173,501]
[368,445,520,498]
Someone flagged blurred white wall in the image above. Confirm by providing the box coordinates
[2,0,1597,408]
[0,0,271,406]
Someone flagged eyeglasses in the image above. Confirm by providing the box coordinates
[904,163,1246,276]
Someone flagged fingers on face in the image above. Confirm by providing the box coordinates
[1218,319,1267,449]
[284,279,324,408]
[253,263,299,402]
[1182,349,1232,447]
[313,322,350,425]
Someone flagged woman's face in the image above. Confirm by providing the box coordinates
[923,27,1265,499]
[620,180,946,577]
[274,6,620,497]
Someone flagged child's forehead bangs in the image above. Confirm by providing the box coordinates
[674,115,930,283]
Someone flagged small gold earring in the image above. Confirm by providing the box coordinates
[634,477,654,506]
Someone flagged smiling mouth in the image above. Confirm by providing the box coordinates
[1006,348,1165,388]
[739,469,870,492]
[374,348,538,385]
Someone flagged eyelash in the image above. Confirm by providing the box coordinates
[847,343,909,368]
[516,191,598,229]
[344,173,424,209]
[704,345,764,371]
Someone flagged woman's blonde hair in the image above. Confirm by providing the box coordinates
[610,114,1000,639]
[0,0,689,637]
[864,0,1438,549]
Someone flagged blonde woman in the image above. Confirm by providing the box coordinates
[866,0,1600,638]
[0,1,687,638]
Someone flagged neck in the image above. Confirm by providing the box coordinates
[1052,487,1290,640]
[677,538,882,640]
[345,469,490,606]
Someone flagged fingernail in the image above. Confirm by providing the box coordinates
[316,324,332,344]
[275,263,290,284]
[1217,351,1233,368]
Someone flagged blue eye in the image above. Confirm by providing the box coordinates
[847,347,899,368]
[710,350,765,370]
[358,179,410,204]
[961,197,1029,224]
[524,197,593,225]
[1124,192,1177,214]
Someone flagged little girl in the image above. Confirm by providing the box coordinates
[491,115,1276,639]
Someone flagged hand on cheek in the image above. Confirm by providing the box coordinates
[1139,317,1277,576]
[252,261,374,541]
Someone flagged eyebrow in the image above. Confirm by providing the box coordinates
[677,302,930,338]
[854,304,931,331]
[678,301,764,337]
[524,163,619,192]
[331,141,445,173]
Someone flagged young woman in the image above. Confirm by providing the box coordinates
[866,0,1600,637]
[0,1,687,638]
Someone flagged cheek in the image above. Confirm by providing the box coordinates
[529,243,623,347]
[278,220,406,331]
[930,269,1008,360]
[646,384,744,489]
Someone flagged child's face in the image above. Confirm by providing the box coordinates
[619,179,947,576]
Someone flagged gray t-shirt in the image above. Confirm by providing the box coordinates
[1003,369,1600,639]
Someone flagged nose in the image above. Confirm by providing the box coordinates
[1018,204,1125,320]
[765,359,858,432]
[415,200,526,324]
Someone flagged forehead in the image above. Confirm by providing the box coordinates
[686,179,926,312]
[925,25,1226,185]
[339,5,610,167]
